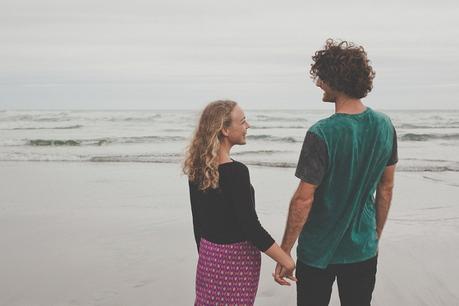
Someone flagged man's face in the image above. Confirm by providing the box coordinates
[316,79,338,103]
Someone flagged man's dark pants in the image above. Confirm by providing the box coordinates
[295,256,377,306]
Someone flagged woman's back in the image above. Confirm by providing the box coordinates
[184,101,295,305]
[189,160,273,252]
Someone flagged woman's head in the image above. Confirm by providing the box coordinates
[183,100,248,191]
[220,103,250,146]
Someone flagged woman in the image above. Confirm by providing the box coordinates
[183,100,296,306]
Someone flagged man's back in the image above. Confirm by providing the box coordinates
[274,40,397,306]
[295,107,397,268]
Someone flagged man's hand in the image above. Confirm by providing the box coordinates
[272,262,297,286]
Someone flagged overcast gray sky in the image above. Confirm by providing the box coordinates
[1,0,458,110]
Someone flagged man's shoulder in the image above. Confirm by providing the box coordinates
[307,108,395,141]
[307,117,333,136]
[362,108,393,128]
[368,108,394,126]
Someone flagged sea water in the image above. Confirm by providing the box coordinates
[1,109,458,184]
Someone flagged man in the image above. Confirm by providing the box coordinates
[273,39,398,306]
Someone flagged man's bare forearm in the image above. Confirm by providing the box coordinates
[375,184,393,239]
[281,195,314,253]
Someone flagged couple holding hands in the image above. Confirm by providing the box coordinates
[183,39,398,306]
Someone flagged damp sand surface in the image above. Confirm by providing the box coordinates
[0,162,458,305]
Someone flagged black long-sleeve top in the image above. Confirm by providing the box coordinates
[188,160,275,252]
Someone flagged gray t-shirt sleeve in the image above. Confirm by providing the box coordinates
[295,131,328,185]
[386,127,398,166]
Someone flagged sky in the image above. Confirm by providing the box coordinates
[1,0,458,110]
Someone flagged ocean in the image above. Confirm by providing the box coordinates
[1,109,458,183]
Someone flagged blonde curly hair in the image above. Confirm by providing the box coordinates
[183,100,237,191]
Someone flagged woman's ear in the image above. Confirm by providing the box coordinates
[220,127,229,137]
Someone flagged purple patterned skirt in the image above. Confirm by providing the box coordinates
[194,238,261,306]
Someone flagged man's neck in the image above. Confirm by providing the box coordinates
[334,96,366,114]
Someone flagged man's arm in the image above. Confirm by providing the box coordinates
[281,181,317,253]
[282,131,325,253]
[273,180,317,285]
[273,130,325,285]
[375,165,396,239]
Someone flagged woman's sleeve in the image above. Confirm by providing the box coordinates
[189,181,202,252]
[227,164,275,252]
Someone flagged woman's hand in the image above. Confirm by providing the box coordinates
[273,256,297,286]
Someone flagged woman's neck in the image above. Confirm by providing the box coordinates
[218,142,232,164]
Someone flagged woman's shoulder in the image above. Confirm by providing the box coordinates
[219,160,249,176]
[219,159,247,169]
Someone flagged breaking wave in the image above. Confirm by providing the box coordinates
[6,125,83,130]
[26,135,186,146]
[246,135,300,143]
[400,133,459,141]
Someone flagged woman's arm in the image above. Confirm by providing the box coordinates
[189,181,202,251]
[264,243,296,273]
[226,163,296,282]
[226,163,275,251]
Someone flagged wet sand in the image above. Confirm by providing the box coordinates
[0,162,458,305]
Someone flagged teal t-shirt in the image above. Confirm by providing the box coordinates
[295,107,398,269]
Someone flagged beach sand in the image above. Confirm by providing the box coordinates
[1,161,458,305]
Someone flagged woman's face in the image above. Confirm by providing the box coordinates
[224,105,250,145]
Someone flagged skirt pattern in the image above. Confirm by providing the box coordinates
[195,238,261,306]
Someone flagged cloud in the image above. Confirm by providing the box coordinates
[1,0,458,109]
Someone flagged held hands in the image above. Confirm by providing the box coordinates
[264,243,297,285]
[272,257,297,286]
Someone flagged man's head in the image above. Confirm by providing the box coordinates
[310,39,375,102]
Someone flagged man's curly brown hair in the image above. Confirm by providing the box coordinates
[310,39,375,99]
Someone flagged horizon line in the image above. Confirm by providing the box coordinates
[2,108,459,112]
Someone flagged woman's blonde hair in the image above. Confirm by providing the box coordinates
[183,100,237,191]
